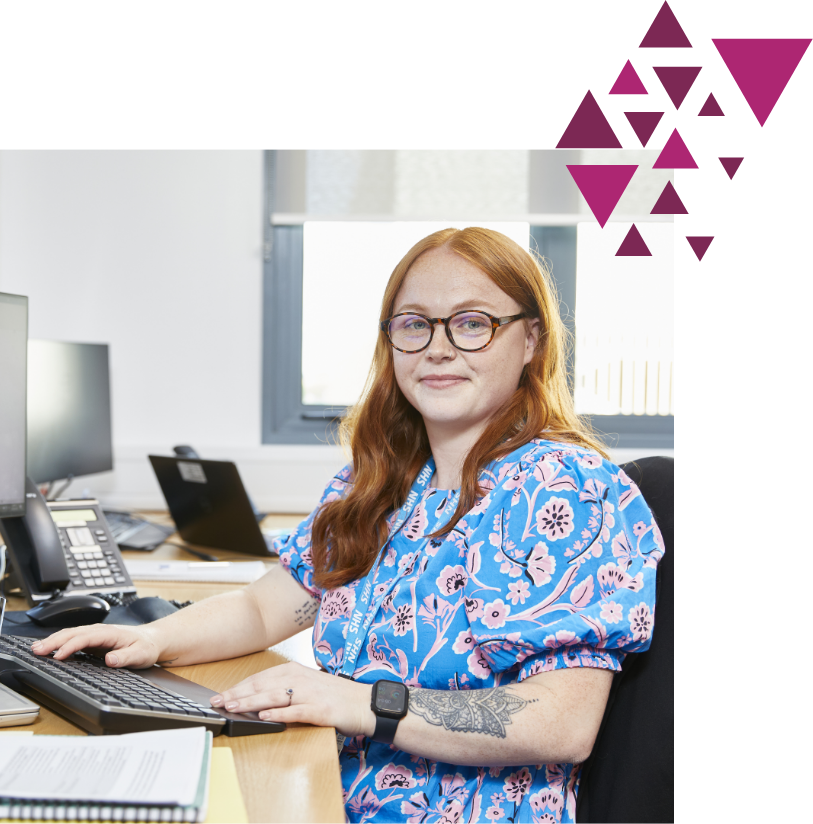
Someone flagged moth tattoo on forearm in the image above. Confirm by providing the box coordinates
[408,687,536,738]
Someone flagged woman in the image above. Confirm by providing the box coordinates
[33,228,663,823]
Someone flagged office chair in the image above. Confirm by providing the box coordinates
[576,456,674,823]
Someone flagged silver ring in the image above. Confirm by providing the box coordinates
[286,687,293,706]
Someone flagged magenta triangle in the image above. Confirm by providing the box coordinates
[653,66,702,109]
[686,236,713,261]
[624,111,664,147]
[616,225,652,257]
[557,91,623,148]
[698,93,724,116]
[719,157,744,179]
[653,129,698,169]
[610,60,648,94]
[567,165,638,227]
[651,181,688,215]
[713,39,811,126]
[640,2,691,48]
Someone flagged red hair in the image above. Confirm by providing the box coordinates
[311,227,607,589]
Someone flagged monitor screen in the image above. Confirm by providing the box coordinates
[0,292,28,518]
[26,340,114,484]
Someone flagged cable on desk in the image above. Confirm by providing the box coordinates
[160,541,219,563]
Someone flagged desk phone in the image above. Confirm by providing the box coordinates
[0,479,136,605]
[48,499,136,598]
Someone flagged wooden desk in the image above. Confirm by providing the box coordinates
[1,513,345,824]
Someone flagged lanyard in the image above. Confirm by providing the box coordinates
[337,457,460,679]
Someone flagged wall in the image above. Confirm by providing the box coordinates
[0,151,672,512]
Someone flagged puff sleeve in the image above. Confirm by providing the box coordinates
[274,464,354,598]
[460,445,664,681]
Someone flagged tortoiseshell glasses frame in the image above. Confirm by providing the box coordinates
[379,310,526,353]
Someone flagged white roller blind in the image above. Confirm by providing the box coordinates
[273,149,672,222]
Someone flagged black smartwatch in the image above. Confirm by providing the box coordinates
[370,680,409,744]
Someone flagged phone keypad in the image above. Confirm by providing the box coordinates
[49,501,134,594]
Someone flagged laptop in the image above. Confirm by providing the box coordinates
[148,456,281,557]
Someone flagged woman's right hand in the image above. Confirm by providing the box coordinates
[30,623,164,670]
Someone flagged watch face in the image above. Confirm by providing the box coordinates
[374,681,407,715]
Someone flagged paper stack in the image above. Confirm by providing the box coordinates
[0,727,212,822]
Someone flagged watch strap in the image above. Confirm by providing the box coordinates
[372,713,401,744]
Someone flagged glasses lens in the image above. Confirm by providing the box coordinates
[449,312,493,350]
[389,314,432,351]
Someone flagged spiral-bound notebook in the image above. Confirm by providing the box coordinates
[0,727,212,822]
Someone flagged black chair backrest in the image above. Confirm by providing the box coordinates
[576,456,674,823]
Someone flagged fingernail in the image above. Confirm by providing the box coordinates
[225,701,238,710]
[210,696,223,706]
[31,641,42,650]
[259,711,269,720]
[108,654,119,666]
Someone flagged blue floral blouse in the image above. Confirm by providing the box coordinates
[276,439,663,823]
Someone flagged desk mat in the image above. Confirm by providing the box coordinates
[1,597,180,639]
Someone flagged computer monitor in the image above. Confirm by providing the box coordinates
[26,340,114,485]
[0,292,28,519]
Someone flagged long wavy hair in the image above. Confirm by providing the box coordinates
[311,227,608,590]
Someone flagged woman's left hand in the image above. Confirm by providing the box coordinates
[210,662,375,737]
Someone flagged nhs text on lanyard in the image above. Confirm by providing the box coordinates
[335,459,460,749]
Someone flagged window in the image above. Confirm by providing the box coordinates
[262,151,673,449]
[301,221,530,407]
[573,223,673,418]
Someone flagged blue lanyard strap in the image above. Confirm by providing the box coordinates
[338,458,460,678]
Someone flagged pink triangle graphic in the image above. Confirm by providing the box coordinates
[624,111,664,147]
[651,181,688,214]
[719,157,744,179]
[698,93,724,116]
[686,236,713,261]
[653,129,698,169]
[640,2,692,48]
[713,39,811,126]
[567,165,638,227]
[653,66,702,109]
[610,60,648,94]
[616,225,652,257]
[557,91,622,148]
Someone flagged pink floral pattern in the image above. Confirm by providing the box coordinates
[536,497,575,541]
[600,600,623,624]
[628,602,653,644]
[468,645,492,680]
[452,629,474,654]
[507,579,531,605]
[277,439,661,823]
[320,586,355,619]
[527,542,556,586]
[503,768,533,802]
[482,599,510,629]
[375,762,416,790]
[436,565,468,596]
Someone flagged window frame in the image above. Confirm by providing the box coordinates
[261,152,674,449]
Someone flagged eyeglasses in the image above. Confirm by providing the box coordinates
[380,310,526,353]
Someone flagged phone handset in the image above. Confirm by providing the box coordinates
[0,478,70,598]
[22,477,70,589]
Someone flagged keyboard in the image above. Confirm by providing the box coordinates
[103,510,174,550]
[0,634,285,737]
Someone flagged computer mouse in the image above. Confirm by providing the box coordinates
[26,595,111,628]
